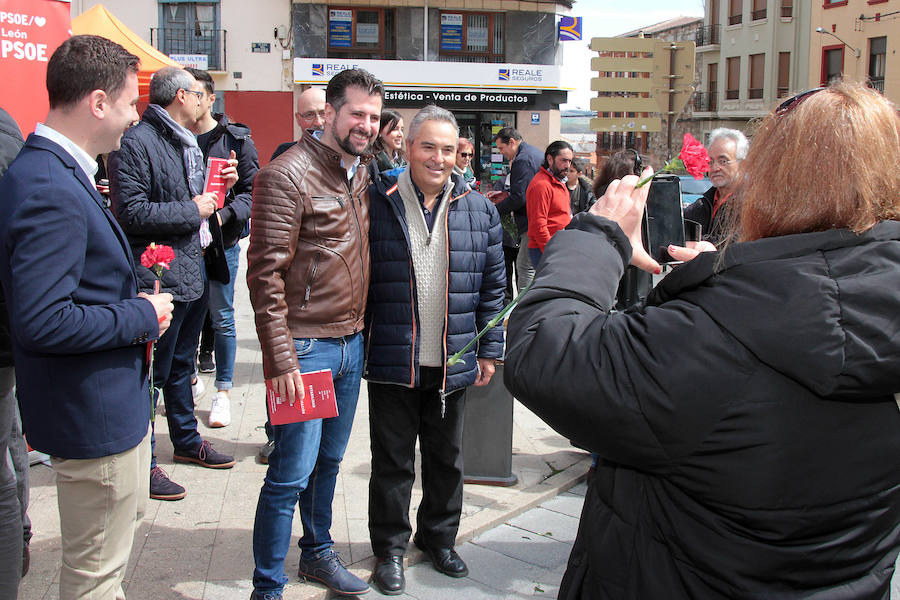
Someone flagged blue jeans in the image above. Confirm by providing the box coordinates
[252,333,363,594]
[208,244,240,391]
[528,247,543,269]
[150,281,209,469]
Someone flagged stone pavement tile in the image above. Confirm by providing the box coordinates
[401,561,509,600]
[506,507,580,544]
[347,517,374,564]
[206,519,254,581]
[203,579,253,599]
[470,524,572,571]
[170,464,233,497]
[567,482,587,497]
[539,492,586,519]
[456,539,563,596]
[124,545,213,599]
[219,472,265,522]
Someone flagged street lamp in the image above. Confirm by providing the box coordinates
[815,27,861,58]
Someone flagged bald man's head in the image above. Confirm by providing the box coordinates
[295,87,326,132]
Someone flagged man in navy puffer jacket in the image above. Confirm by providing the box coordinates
[364,105,505,595]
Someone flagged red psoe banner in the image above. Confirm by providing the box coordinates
[0,0,71,136]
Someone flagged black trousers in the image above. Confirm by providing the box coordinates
[368,367,467,557]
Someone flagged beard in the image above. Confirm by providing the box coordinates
[333,122,372,157]
[550,163,568,180]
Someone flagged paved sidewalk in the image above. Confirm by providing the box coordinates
[18,244,589,600]
[394,483,586,599]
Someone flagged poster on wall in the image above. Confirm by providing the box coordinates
[329,9,352,48]
[440,14,462,51]
[0,0,71,136]
[356,22,378,45]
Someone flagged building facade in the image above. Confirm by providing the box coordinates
[691,0,811,142]
[809,0,897,104]
[290,0,572,190]
[69,0,574,175]
[70,0,296,162]
[596,16,704,167]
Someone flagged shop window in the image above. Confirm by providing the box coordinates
[752,0,767,21]
[748,53,764,99]
[327,7,396,59]
[439,11,504,63]
[729,0,743,25]
[154,1,223,70]
[868,37,886,93]
[821,46,844,85]
[726,56,740,100]
[777,52,790,98]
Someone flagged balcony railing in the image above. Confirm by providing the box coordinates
[777,86,790,98]
[729,13,743,25]
[752,8,767,20]
[151,28,227,71]
[692,91,718,112]
[748,87,764,99]
[726,88,739,100]
[868,78,885,94]
[696,25,721,46]
[781,4,793,18]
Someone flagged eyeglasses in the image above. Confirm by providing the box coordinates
[299,110,326,121]
[777,87,824,115]
[459,152,473,158]
[182,89,204,100]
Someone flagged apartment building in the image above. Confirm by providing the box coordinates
[597,16,704,166]
[692,0,811,138]
[810,0,897,104]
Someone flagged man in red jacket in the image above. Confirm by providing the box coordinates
[526,140,574,266]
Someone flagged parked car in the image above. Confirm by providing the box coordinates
[679,175,712,207]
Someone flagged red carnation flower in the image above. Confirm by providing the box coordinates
[140,243,175,280]
[678,133,710,180]
[141,242,175,271]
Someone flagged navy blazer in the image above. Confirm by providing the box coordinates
[0,134,159,459]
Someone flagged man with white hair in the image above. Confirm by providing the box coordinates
[110,66,239,501]
[365,105,505,595]
[684,128,749,245]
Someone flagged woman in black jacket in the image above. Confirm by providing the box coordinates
[505,82,900,599]
[369,108,406,177]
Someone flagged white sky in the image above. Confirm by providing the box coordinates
[560,1,706,110]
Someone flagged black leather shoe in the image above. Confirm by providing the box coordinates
[371,555,404,595]
[414,536,468,578]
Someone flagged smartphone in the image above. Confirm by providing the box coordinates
[643,174,686,264]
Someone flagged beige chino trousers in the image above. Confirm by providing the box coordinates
[51,428,150,600]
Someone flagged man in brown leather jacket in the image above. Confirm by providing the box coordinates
[246,68,383,600]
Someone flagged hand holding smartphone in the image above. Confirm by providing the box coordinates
[643,174,686,264]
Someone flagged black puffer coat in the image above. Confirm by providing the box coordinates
[505,214,900,599]
[365,171,506,392]
[109,107,204,302]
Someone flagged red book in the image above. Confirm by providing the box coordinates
[204,157,229,209]
[266,369,338,425]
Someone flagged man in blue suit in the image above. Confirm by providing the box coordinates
[0,35,174,599]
